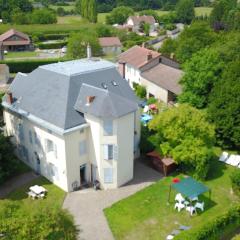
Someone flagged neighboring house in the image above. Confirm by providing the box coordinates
[118,45,160,87]
[99,37,122,55]
[126,15,158,35]
[0,29,31,51]
[0,64,9,86]
[141,63,182,103]
[2,58,141,192]
[118,45,183,104]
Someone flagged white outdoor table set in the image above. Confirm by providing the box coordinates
[28,185,47,199]
[174,193,204,216]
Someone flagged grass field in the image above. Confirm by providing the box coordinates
[5,51,38,59]
[105,160,239,240]
[57,15,83,24]
[49,1,75,11]
[195,7,213,16]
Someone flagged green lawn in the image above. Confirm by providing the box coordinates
[98,13,109,23]
[5,51,38,59]
[57,15,84,24]
[49,2,76,11]
[104,161,239,240]
[195,7,213,17]
[0,177,77,239]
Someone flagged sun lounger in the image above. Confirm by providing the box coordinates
[226,155,240,166]
[179,225,191,231]
[219,152,228,162]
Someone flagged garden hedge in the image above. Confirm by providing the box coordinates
[174,205,240,240]
[0,59,68,73]
[36,41,68,49]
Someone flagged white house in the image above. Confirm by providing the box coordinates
[126,15,158,35]
[118,45,183,104]
[2,58,141,192]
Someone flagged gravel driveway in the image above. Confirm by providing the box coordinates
[63,160,163,240]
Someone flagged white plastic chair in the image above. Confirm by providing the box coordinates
[166,235,174,240]
[174,202,185,212]
[175,193,185,203]
[219,151,228,162]
[195,202,204,211]
[186,206,196,216]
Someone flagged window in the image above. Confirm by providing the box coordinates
[49,163,59,180]
[79,140,87,156]
[29,130,32,144]
[103,119,113,136]
[104,145,113,160]
[104,168,113,183]
[46,139,54,153]
[34,132,40,146]
[18,124,24,141]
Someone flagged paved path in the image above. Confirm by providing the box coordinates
[0,171,39,199]
[63,161,163,240]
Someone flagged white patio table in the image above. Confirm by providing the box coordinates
[29,185,47,195]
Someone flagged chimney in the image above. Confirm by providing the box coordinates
[147,51,152,61]
[118,60,126,79]
[87,43,92,59]
[6,91,13,104]
[86,96,95,105]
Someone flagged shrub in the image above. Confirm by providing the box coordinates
[36,41,68,49]
[0,59,67,73]
[174,205,240,240]
[230,168,240,196]
[147,97,157,105]
[139,125,155,154]
[135,85,146,99]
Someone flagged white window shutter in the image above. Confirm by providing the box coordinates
[104,145,109,159]
[54,144,58,159]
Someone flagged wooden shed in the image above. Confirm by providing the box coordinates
[147,151,176,176]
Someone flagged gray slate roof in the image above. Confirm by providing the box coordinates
[5,59,138,130]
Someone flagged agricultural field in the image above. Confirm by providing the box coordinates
[49,1,76,11]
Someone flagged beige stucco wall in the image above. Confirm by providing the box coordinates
[64,125,90,191]
[3,109,68,191]
[141,77,169,103]
[116,112,134,186]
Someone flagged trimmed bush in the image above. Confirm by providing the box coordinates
[36,41,68,49]
[147,97,157,105]
[135,85,147,99]
[174,205,240,240]
[230,168,240,197]
[0,59,68,73]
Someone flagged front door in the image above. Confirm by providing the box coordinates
[80,164,87,186]
[35,152,41,175]
[91,164,97,183]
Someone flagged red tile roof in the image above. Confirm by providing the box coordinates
[128,15,156,25]
[0,29,30,45]
[141,63,183,95]
[118,45,160,69]
[99,37,122,47]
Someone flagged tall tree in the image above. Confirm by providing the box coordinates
[175,21,217,63]
[210,0,237,30]
[106,6,134,24]
[179,48,223,108]
[149,104,215,179]
[208,61,240,149]
[175,0,195,24]
[78,0,97,23]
